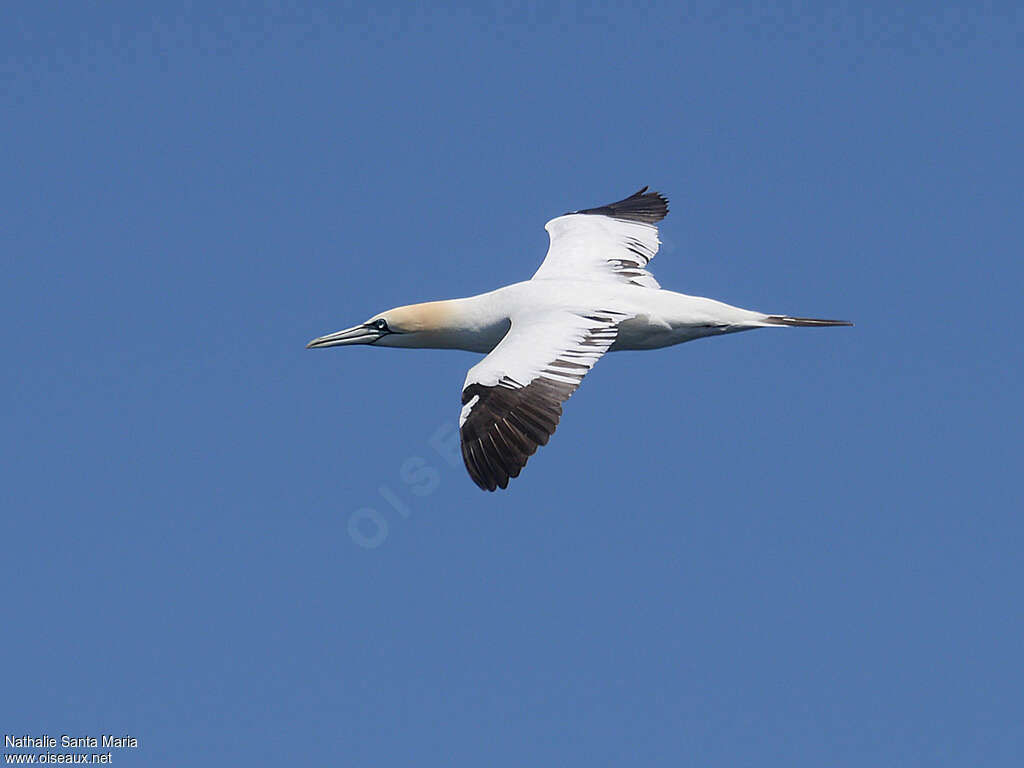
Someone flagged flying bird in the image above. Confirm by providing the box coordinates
[307,187,850,491]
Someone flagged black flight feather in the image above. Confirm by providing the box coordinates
[571,186,669,224]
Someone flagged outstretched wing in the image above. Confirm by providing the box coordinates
[459,309,630,491]
[532,187,669,289]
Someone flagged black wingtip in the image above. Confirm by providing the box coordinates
[572,186,669,224]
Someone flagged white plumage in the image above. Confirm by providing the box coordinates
[536,213,662,288]
[308,187,850,491]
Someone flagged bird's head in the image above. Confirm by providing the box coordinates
[305,302,454,349]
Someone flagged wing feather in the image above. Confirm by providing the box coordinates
[459,310,629,491]
[532,187,669,289]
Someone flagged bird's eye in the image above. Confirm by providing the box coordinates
[374,319,388,331]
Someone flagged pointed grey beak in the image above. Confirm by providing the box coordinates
[306,325,381,349]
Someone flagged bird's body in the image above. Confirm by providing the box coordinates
[371,281,766,353]
[308,188,850,491]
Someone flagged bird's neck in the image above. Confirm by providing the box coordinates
[381,294,510,352]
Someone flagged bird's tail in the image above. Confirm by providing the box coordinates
[763,315,853,327]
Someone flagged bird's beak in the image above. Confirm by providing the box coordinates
[306,324,381,349]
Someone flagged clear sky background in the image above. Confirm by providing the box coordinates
[3,2,1022,766]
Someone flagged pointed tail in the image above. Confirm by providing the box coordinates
[763,315,853,327]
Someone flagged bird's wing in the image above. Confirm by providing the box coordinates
[532,187,669,289]
[460,308,629,491]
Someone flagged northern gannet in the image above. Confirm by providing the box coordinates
[308,188,851,491]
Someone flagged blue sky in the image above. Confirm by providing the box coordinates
[3,2,1022,766]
